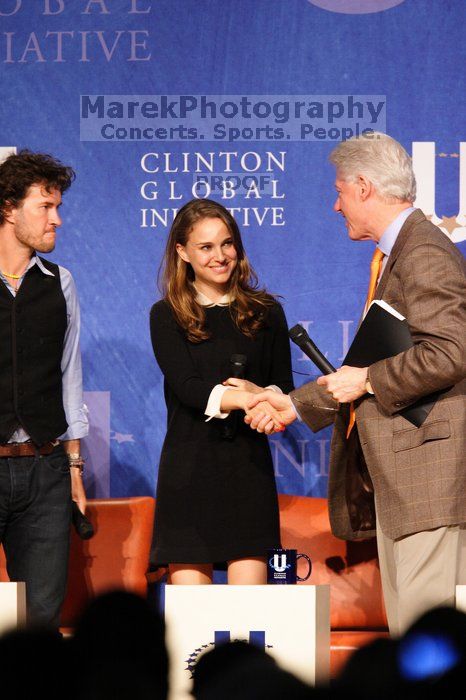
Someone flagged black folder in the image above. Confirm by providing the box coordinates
[343,301,437,427]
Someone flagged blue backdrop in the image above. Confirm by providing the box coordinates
[1,0,465,500]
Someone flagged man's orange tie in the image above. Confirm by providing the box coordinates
[346,247,385,438]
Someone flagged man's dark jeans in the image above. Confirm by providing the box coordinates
[0,444,71,629]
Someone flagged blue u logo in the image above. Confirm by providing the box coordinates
[215,630,265,648]
[270,553,289,572]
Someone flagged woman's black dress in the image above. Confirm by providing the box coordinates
[150,299,293,565]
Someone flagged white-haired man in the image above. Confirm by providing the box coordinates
[247,133,466,636]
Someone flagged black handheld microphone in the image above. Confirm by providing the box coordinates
[72,501,95,540]
[222,354,247,440]
[288,324,336,375]
[230,353,247,379]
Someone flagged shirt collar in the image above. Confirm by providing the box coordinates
[195,288,231,307]
[377,206,416,257]
[28,254,55,277]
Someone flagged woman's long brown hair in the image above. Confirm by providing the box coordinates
[158,199,276,342]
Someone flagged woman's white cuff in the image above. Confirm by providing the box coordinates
[205,384,230,421]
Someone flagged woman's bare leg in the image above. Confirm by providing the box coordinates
[168,563,213,584]
[227,557,267,584]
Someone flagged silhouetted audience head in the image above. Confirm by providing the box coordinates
[71,589,168,699]
[395,606,466,699]
[335,605,466,700]
[334,637,400,699]
[192,640,316,699]
[0,625,70,699]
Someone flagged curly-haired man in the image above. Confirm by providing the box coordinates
[0,150,88,628]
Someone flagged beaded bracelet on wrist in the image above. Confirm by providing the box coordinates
[67,455,85,475]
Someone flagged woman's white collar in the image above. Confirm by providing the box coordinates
[195,288,231,307]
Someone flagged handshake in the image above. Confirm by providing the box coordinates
[244,389,296,434]
[222,377,296,435]
[224,364,370,435]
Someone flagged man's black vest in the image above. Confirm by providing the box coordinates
[0,258,68,445]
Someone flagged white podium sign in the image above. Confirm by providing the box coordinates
[165,584,330,700]
[456,585,466,613]
[0,582,26,635]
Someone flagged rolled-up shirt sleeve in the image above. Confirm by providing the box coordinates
[57,266,89,440]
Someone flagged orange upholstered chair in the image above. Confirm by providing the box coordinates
[0,545,6,583]
[278,495,389,678]
[60,496,155,630]
[0,496,155,632]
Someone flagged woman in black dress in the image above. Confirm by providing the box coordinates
[150,199,293,584]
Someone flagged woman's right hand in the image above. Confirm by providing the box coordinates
[244,391,295,434]
[245,402,286,434]
[221,389,285,433]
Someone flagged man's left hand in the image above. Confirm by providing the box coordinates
[70,468,87,514]
[62,439,86,513]
[317,365,368,403]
